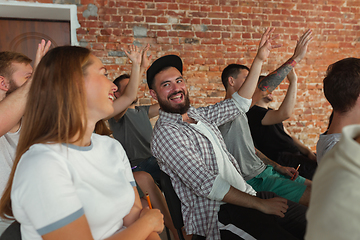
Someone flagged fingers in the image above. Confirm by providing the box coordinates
[44,40,52,53]
[34,39,51,70]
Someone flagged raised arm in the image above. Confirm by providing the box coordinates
[261,68,298,125]
[252,29,312,105]
[107,44,152,120]
[0,40,51,136]
[237,28,280,99]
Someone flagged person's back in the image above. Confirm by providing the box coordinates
[316,58,360,163]
[306,124,360,239]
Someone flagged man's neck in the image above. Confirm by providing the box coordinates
[181,112,197,124]
[255,100,269,109]
[224,89,235,100]
[327,110,360,134]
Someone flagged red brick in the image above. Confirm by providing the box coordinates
[15,0,358,150]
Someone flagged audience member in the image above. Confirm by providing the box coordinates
[0,46,164,239]
[0,40,51,235]
[247,63,317,180]
[149,28,307,240]
[219,29,313,206]
[316,58,360,162]
[109,70,161,183]
[306,124,360,240]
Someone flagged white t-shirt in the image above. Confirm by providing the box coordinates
[193,120,256,202]
[0,128,20,235]
[11,134,135,240]
[0,128,20,195]
[316,132,341,163]
[306,125,360,240]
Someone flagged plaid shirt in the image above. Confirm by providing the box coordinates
[151,93,251,240]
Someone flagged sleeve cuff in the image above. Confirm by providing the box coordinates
[231,92,252,113]
[207,175,231,201]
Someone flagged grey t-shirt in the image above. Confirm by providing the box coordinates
[109,106,153,167]
[316,132,341,163]
[219,112,266,181]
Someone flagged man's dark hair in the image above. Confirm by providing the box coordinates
[113,74,130,93]
[323,58,360,113]
[221,64,250,90]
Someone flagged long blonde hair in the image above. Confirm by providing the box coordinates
[0,46,92,219]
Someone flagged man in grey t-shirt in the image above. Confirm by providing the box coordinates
[108,74,161,182]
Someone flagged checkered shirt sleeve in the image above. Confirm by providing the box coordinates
[151,94,250,239]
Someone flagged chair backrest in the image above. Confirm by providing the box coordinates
[0,221,21,240]
[160,170,186,240]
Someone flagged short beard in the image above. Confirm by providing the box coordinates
[5,79,18,96]
[158,91,191,115]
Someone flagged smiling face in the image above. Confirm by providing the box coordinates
[150,66,190,114]
[84,55,117,123]
[6,62,33,95]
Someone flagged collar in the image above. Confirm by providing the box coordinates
[158,106,197,124]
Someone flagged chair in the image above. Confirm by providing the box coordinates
[160,171,205,240]
[0,221,21,240]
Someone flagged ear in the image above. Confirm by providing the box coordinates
[0,76,9,92]
[228,76,235,87]
[149,89,158,101]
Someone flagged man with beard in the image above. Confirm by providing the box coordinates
[0,40,51,234]
[148,28,307,240]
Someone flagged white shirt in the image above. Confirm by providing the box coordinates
[306,125,360,240]
[12,134,135,240]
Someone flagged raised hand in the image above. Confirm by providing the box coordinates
[291,29,312,63]
[258,197,289,218]
[256,27,282,62]
[124,45,142,65]
[34,39,51,70]
[140,44,152,71]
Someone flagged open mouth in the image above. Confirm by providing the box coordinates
[108,94,115,102]
[168,91,184,103]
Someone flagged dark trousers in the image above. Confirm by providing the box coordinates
[277,152,317,180]
[218,191,307,240]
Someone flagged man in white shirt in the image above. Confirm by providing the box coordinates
[0,40,51,234]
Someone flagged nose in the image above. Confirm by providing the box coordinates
[111,82,118,93]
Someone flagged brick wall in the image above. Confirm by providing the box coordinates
[15,0,360,150]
